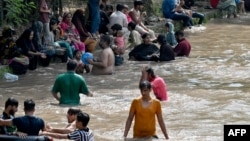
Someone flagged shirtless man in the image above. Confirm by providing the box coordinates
[87,35,115,75]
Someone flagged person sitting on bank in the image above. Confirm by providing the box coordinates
[45,108,82,134]
[41,112,94,141]
[126,22,142,49]
[217,0,238,18]
[0,98,19,135]
[174,30,191,57]
[51,60,93,105]
[0,99,46,137]
[87,35,115,75]
[129,33,159,61]
[165,22,177,47]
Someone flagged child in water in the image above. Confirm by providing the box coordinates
[73,50,90,73]
[123,80,169,140]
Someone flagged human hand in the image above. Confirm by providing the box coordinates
[16,131,27,138]
[41,53,47,59]
[87,58,94,65]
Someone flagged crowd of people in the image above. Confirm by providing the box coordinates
[1,0,247,140]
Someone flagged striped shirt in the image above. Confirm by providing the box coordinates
[68,128,94,141]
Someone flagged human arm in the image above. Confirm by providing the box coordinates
[140,66,148,83]
[0,119,12,126]
[123,109,135,138]
[156,113,169,139]
[41,131,68,139]
[51,92,60,102]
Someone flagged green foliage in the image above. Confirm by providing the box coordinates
[0,66,12,79]
[3,0,36,27]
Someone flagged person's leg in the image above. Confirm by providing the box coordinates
[57,41,73,59]
[84,38,97,53]
[192,12,205,25]
[171,13,193,28]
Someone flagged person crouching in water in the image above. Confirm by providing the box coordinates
[73,50,90,74]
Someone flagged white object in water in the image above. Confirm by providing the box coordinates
[4,73,18,81]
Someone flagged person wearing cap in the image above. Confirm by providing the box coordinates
[0,99,46,137]
[129,0,157,41]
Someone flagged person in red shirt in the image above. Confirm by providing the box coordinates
[174,30,191,57]
[140,66,168,101]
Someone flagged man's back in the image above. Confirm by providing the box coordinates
[12,115,44,135]
[52,72,89,105]
[174,38,191,57]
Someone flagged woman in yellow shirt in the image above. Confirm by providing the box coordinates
[123,80,169,140]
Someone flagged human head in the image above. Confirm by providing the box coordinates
[4,97,19,116]
[73,50,82,60]
[134,0,144,10]
[67,108,82,123]
[180,0,185,6]
[123,4,129,13]
[116,4,125,11]
[76,112,90,129]
[142,33,150,44]
[24,99,35,112]
[139,80,152,97]
[20,29,34,41]
[165,22,170,32]
[62,12,72,23]
[111,24,122,36]
[128,22,136,31]
[67,60,78,71]
[157,34,167,45]
[145,66,156,81]
[50,19,58,31]
[99,35,112,49]
[175,30,184,43]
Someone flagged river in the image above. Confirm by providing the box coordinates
[1,16,250,141]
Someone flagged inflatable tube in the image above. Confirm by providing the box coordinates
[0,135,52,141]
[162,0,176,19]
[210,0,220,9]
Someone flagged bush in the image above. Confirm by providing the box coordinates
[3,0,36,27]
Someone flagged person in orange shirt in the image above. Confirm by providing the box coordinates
[123,80,169,140]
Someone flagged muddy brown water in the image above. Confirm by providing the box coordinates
[1,15,250,141]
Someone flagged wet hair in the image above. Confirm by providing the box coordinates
[5,97,18,109]
[77,112,90,127]
[175,30,184,37]
[134,0,144,7]
[73,50,82,57]
[142,33,150,39]
[111,24,122,31]
[116,4,125,11]
[67,60,78,71]
[157,34,167,44]
[100,35,112,46]
[24,99,35,111]
[67,108,82,115]
[128,22,136,30]
[145,66,156,78]
[139,80,152,89]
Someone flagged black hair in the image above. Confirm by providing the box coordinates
[175,30,184,37]
[128,22,136,30]
[73,50,81,57]
[142,33,150,39]
[134,0,143,7]
[145,66,156,78]
[100,35,112,46]
[2,27,16,37]
[111,24,122,31]
[67,60,78,71]
[100,3,105,10]
[67,108,82,115]
[116,4,125,11]
[77,112,90,127]
[5,97,18,109]
[165,22,170,28]
[139,80,152,89]
[24,99,35,111]
[49,19,58,31]
[157,34,167,44]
